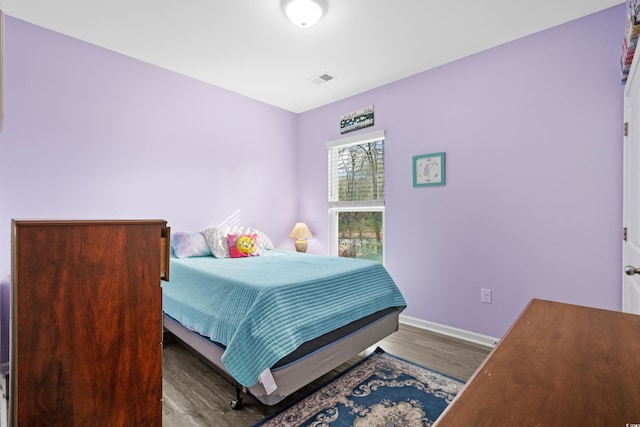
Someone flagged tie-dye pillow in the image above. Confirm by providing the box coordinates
[171,231,212,258]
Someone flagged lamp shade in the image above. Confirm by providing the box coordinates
[281,0,327,27]
[289,222,313,240]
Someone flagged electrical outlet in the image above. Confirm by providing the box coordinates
[481,288,492,304]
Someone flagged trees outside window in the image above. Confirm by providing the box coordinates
[328,130,384,263]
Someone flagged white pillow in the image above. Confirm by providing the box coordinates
[203,226,274,258]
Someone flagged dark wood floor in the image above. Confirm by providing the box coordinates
[162,323,492,427]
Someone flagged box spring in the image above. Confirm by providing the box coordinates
[163,307,400,405]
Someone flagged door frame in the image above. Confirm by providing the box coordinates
[623,46,640,314]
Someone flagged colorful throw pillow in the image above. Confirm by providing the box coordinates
[171,232,212,258]
[204,226,274,258]
[227,233,261,258]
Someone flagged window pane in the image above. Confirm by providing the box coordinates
[333,140,384,203]
[337,211,383,262]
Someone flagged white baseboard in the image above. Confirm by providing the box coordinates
[399,314,499,348]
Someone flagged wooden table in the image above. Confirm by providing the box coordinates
[434,299,640,426]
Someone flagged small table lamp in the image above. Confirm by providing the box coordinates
[289,222,313,252]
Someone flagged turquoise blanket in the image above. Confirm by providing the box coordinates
[162,250,406,387]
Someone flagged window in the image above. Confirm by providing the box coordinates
[328,130,385,263]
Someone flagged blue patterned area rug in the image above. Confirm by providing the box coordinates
[252,347,463,427]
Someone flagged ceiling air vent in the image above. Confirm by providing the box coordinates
[309,72,336,85]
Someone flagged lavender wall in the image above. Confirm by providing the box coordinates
[0,17,299,277]
[297,5,625,338]
[0,5,626,346]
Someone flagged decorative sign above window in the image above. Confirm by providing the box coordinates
[340,105,374,134]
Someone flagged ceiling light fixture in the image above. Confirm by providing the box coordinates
[281,0,328,28]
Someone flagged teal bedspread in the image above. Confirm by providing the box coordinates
[162,250,406,387]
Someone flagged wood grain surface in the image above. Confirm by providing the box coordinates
[12,220,165,426]
[435,299,640,426]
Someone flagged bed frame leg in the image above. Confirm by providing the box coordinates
[230,385,246,410]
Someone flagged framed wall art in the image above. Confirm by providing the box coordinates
[413,152,445,187]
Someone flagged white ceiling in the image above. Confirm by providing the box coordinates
[1,0,625,113]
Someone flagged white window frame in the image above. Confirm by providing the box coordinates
[327,130,385,263]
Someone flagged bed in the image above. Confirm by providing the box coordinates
[162,228,406,407]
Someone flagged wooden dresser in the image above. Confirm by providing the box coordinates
[435,299,640,426]
[10,220,170,426]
